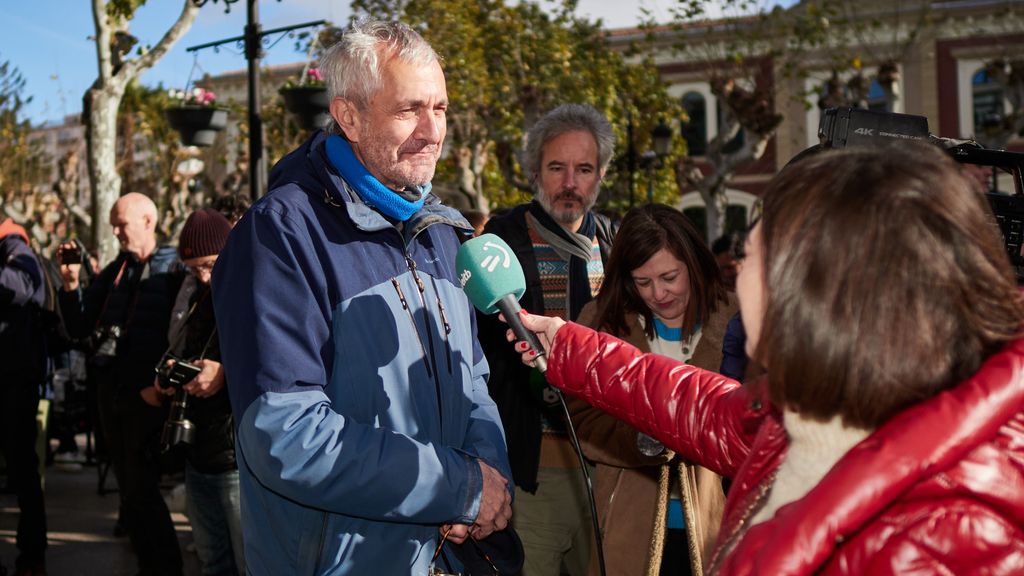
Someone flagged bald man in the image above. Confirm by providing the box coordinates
[59,192,186,576]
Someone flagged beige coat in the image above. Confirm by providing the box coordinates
[571,297,735,576]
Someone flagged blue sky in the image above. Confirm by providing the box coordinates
[0,1,739,125]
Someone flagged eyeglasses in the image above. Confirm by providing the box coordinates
[188,261,216,276]
[430,526,461,576]
[730,198,764,262]
[748,197,763,230]
[429,525,501,576]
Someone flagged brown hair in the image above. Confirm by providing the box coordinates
[756,141,1024,428]
[593,204,727,342]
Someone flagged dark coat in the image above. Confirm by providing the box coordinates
[173,281,235,474]
[60,246,184,395]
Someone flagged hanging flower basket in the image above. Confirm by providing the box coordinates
[165,88,228,147]
[165,106,229,147]
[279,67,329,131]
[280,86,331,131]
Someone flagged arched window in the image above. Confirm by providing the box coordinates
[680,92,707,156]
[679,190,759,239]
[972,68,1004,133]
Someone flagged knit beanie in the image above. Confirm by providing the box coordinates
[178,208,231,260]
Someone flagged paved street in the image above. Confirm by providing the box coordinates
[1,435,203,576]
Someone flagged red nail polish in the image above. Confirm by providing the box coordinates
[528,350,538,357]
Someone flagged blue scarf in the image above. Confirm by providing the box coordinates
[325,135,430,221]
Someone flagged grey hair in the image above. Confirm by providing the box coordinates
[522,103,615,184]
[320,19,439,135]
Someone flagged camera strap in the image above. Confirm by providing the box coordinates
[94,257,145,333]
[160,286,215,365]
[93,259,128,331]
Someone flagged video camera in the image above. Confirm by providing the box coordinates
[818,107,1024,280]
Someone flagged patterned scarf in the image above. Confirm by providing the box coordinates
[526,201,602,321]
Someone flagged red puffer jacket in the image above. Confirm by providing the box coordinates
[545,322,1024,575]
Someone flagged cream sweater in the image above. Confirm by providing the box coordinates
[748,410,872,527]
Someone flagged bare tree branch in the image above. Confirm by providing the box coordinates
[119,1,200,83]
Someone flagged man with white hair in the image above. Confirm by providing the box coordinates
[59,192,185,576]
[212,20,512,575]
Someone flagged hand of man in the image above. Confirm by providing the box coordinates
[140,385,167,407]
[440,523,471,545]
[153,366,177,398]
[57,241,82,291]
[183,359,225,398]
[470,460,512,540]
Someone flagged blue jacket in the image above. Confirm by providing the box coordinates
[212,131,511,575]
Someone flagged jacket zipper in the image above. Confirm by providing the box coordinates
[392,221,462,438]
[708,470,776,574]
[390,278,433,376]
[403,255,445,437]
[428,276,453,376]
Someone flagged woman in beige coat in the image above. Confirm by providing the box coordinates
[571,204,735,576]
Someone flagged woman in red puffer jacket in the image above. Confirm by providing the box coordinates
[509,141,1024,575]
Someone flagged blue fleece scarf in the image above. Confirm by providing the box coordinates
[325,135,430,221]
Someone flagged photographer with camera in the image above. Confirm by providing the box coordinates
[58,192,185,576]
[153,208,243,576]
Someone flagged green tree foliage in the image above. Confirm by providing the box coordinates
[348,0,681,211]
[0,57,47,202]
[118,82,179,195]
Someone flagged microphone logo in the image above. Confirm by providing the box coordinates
[480,241,511,273]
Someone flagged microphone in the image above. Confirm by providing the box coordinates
[457,234,547,372]
[458,233,609,576]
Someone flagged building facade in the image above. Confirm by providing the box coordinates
[609,0,1024,232]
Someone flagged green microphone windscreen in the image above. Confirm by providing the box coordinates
[456,233,527,315]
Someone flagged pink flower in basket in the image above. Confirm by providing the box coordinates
[169,87,218,107]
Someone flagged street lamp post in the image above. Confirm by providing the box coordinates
[627,111,637,208]
[188,0,324,201]
[639,121,674,204]
[641,150,657,204]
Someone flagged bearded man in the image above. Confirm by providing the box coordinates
[477,103,618,576]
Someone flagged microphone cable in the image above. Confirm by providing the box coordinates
[554,388,607,576]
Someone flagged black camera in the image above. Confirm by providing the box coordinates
[155,357,202,390]
[59,243,83,265]
[156,357,202,452]
[819,107,1024,279]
